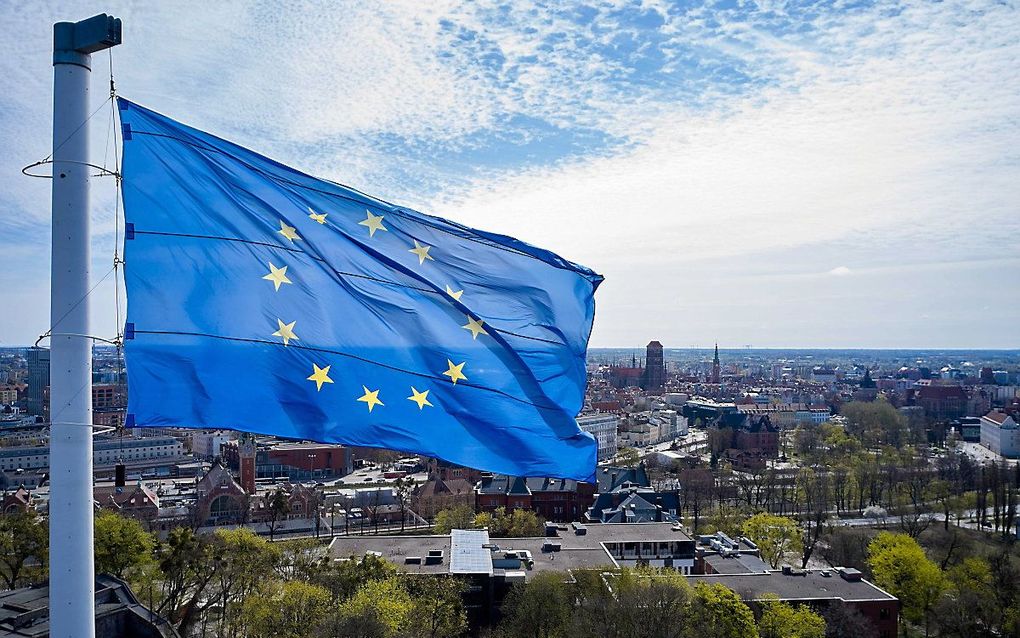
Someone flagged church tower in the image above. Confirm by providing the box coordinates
[711,343,721,384]
[239,432,257,495]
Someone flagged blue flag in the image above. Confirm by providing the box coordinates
[117,98,602,482]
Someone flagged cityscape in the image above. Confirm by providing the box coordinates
[1,343,1018,636]
[2,2,1019,638]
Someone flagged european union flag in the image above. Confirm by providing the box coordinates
[117,98,602,482]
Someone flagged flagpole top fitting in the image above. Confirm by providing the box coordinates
[53,14,122,70]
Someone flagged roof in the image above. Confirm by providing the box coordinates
[328,535,451,575]
[686,570,897,603]
[450,529,493,575]
[0,575,179,637]
[703,553,770,574]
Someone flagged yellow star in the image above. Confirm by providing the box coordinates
[442,360,467,385]
[357,386,384,412]
[307,364,333,391]
[359,210,387,237]
[262,262,293,291]
[409,240,435,265]
[445,285,464,301]
[407,387,433,410]
[308,208,328,224]
[462,316,488,340]
[278,220,301,242]
[272,319,299,346]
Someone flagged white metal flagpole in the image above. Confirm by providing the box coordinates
[49,14,120,638]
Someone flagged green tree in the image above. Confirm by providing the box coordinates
[689,582,759,638]
[94,510,153,579]
[433,505,477,534]
[741,513,803,569]
[212,527,281,636]
[335,577,413,638]
[757,594,825,638]
[404,575,467,638]
[498,572,572,638]
[841,399,909,447]
[244,579,330,638]
[476,507,545,537]
[312,553,397,602]
[867,532,946,637]
[152,527,218,636]
[935,557,999,638]
[0,511,47,588]
[616,447,642,468]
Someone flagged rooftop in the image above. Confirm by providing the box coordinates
[686,569,896,603]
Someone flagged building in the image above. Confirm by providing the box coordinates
[979,411,1020,458]
[643,341,665,392]
[0,385,18,405]
[912,384,968,421]
[221,439,353,481]
[587,485,680,524]
[711,344,721,384]
[191,430,237,460]
[0,436,183,472]
[0,575,179,638]
[328,522,698,579]
[25,348,49,418]
[577,414,618,461]
[474,474,596,522]
[686,568,898,638]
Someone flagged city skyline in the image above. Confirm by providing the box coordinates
[2,1,1018,349]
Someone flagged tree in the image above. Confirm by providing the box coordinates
[867,532,945,637]
[741,513,803,569]
[404,575,467,638]
[94,510,154,579]
[820,527,871,571]
[821,604,877,638]
[935,557,999,638]
[393,476,418,532]
[433,505,477,534]
[0,511,47,588]
[497,572,572,638]
[266,487,291,541]
[841,399,908,447]
[689,582,759,638]
[476,507,545,537]
[153,527,219,636]
[334,577,412,638]
[244,580,331,638]
[311,553,397,602]
[212,527,281,636]
[757,595,825,638]
[617,447,641,468]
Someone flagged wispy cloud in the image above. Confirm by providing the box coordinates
[0,0,1017,347]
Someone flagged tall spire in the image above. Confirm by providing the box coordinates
[713,343,719,365]
[711,343,721,384]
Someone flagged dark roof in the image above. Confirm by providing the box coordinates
[703,553,770,574]
[595,466,650,492]
[0,575,179,637]
[686,570,896,603]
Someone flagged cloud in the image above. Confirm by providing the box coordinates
[828,266,852,277]
[0,0,1017,347]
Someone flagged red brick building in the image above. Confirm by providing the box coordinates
[475,475,596,522]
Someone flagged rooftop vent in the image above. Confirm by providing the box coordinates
[404,556,422,564]
[839,567,863,582]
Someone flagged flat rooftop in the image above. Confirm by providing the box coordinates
[328,523,694,578]
[686,570,896,602]
[328,535,451,575]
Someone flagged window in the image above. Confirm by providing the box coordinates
[879,608,890,620]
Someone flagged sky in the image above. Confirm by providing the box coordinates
[1,0,1018,349]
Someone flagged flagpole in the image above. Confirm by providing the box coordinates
[50,14,120,638]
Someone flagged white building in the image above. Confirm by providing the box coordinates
[980,412,1020,458]
[577,414,619,462]
[191,430,237,459]
[0,436,184,471]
